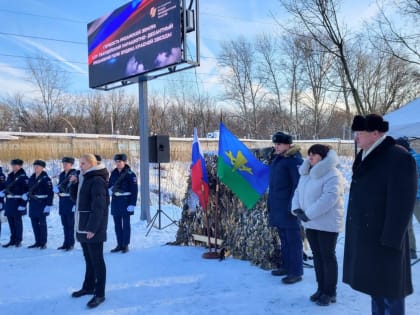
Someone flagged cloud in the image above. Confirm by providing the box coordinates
[12,36,87,75]
[0,62,33,94]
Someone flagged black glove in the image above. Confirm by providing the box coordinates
[292,208,310,222]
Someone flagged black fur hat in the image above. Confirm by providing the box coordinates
[272,132,292,144]
[113,153,127,162]
[11,159,24,166]
[61,156,75,164]
[351,114,389,132]
[33,159,46,168]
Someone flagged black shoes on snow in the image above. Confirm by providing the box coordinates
[111,245,129,253]
[71,288,95,298]
[281,275,302,284]
[87,296,105,308]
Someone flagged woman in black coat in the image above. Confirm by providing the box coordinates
[69,154,109,309]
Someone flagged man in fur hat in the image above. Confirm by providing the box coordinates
[343,114,418,315]
[267,132,304,284]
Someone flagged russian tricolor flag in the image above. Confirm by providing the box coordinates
[191,128,209,210]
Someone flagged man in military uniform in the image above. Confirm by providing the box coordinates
[1,159,29,248]
[109,153,138,253]
[25,160,54,249]
[54,157,77,250]
[0,167,6,237]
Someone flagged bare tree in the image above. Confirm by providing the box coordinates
[218,37,267,138]
[26,56,69,131]
[369,0,420,66]
[279,0,365,114]
[298,37,338,138]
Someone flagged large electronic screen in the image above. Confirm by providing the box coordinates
[88,0,182,89]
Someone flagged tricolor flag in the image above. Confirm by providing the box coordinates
[217,122,269,209]
[191,128,209,209]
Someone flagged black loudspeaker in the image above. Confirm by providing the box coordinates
[149,135,170,163]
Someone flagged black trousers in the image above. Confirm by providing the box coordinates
[81,242,106,298]
[30,215,47,246]
[306,228,338,296]
[371,296,405,315]
[7,214,23,244]
[60,213,75,247]
[113,214,131,247]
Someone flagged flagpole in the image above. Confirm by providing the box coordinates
[202,181,219,259]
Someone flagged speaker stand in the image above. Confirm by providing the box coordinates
[146,162,177,236]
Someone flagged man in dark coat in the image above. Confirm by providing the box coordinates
[54,156,77,250]
[267,131,303,284]
[343,114,418,315]
[1,159,29,248]
[25,160,54,249]
[69,154,109,309]
[108,153,138,253]
[0,167,6,237]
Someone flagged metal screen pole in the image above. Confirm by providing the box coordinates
[139,79,151,221]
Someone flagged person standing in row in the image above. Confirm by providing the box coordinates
[267,131,304,284]
[25,160,54,249]
[54,157,77,251]
[0,167,6,237]
[291,144,345,306]
[1,159,28,248]
[69,154,109,309]
[109,153,138,253]
[343,114,417,315]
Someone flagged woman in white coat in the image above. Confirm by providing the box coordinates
[291,144,345,306]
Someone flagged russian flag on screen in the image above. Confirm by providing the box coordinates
[191,128,209,210]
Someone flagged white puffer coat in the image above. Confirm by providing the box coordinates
[291,149,345,232]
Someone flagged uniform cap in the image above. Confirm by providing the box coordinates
[61,156,75,164]
[113,153,127,162]
[11,159,24,166]
[33,159,46,168]
[272,132,292,144]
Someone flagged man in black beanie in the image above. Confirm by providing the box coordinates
[343,114,418,315]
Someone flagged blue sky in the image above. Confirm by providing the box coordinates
[0,0,377,97]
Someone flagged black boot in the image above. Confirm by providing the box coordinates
[71,288,95,298]
[28,243,40,249]
[316,294,336,306]
[310,290,323,302]
[271,267,287,276]
[110,246,122,253]
[57,245,66,250]
[2,241,15,248]
[87,296,105,308]
[121,246,129,253]
[65,245,74,251]
[282,275,302,284]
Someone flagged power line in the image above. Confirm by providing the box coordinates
[0,8,85,24]
[0,31,85,45]
[0,52,86,65]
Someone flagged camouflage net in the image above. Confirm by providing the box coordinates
[175,155,281,270]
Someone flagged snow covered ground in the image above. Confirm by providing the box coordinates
[0,159,419,314]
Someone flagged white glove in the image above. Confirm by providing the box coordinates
[72,205,76,212]
[108,188,113,195]
[53,185,59,194]
[21,193,28,201]
[44,206,52,214]
[127,205,135,212]
[18,206,26,211]
[0,190,5,198]
[0,210,6,223]
[0,202,3,210]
